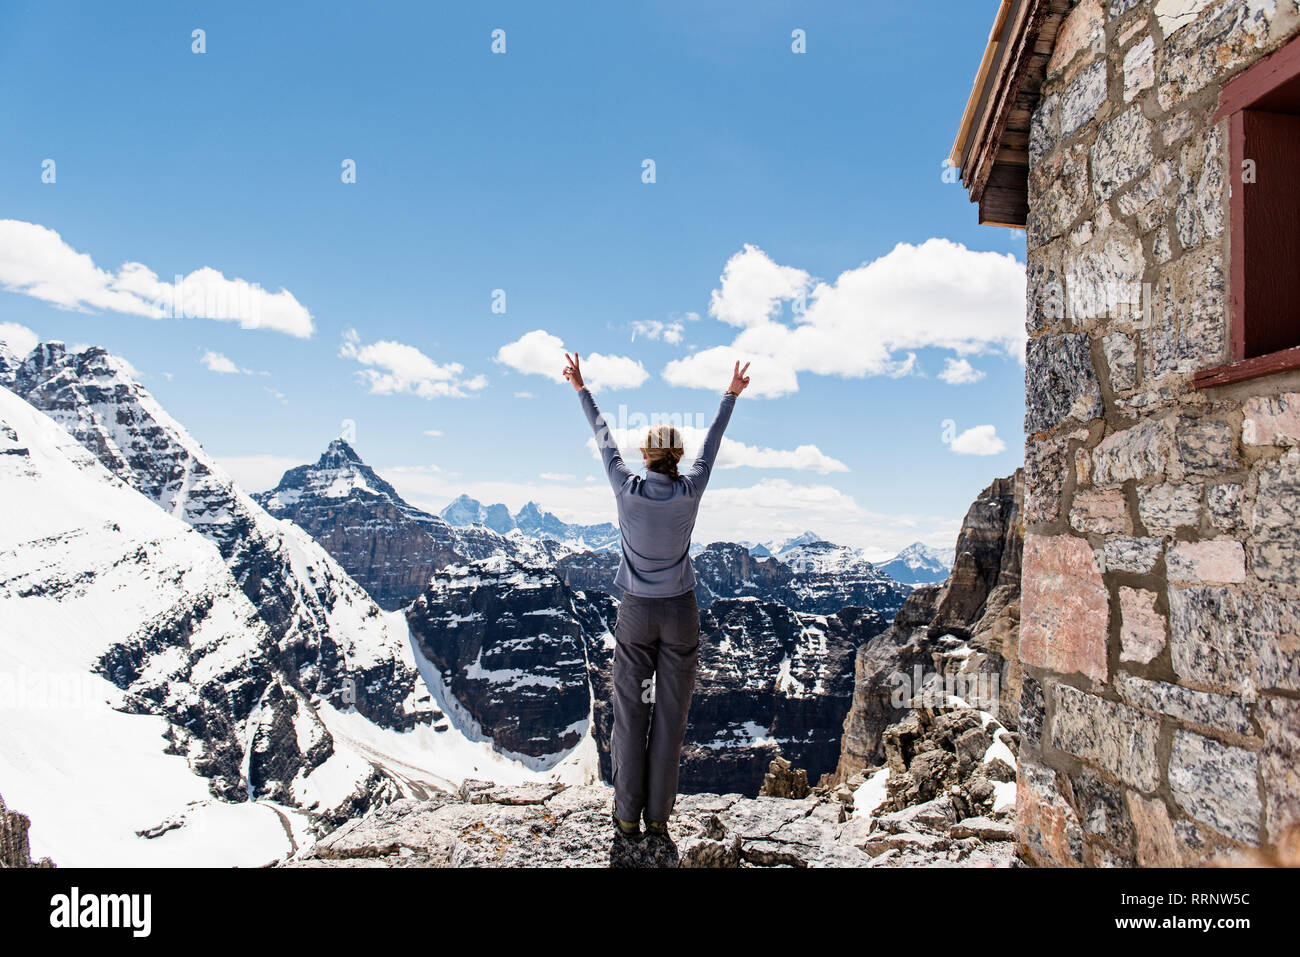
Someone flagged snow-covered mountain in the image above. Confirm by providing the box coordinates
[254,441,565,609]
[0,339,21,380]
[5,343,425,732]
[876,542,953,585]
[775,538,870,574]
[441,494,620,553]
[0,386,355,865]
[0,342,597,864]
[558,540,912,617]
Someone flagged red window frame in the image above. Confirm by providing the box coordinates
[1194,34,1300,389]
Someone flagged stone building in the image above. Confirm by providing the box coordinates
[952,0,1300,865]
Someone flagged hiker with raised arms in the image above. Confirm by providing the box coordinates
[563,352,751,842]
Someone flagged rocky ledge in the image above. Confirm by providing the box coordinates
[288,758,1017,869]
[1,794,54,868]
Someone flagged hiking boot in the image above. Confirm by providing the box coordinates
[643,819,669,840]
[612,813,642,841]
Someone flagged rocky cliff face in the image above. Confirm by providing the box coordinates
[0,384,435,866]
[405,557,617,764]
[689,542,795,605]
[776,540,914,615]
[254,440,568,610]
[557,540,911,617]
[833,471,1024,781]
[676,600,888,794]
[1,794,53,868]
[407,552,889,793]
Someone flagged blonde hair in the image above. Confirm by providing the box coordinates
[641,424,685,480]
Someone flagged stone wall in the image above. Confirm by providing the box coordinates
[1019,0,1300,866]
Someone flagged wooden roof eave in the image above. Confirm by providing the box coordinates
[950,0,1070,228]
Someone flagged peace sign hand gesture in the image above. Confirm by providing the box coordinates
[727,361,751,397]
[562,352,585,392]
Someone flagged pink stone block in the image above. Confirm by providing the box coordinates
[1021,534,1110,682]
[1119,587,1166,664]
[1243,393,1300,446]
[1166,540,1247,584]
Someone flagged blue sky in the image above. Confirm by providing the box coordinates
[0,0,1026,558]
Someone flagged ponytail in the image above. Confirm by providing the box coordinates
[642,425,685,480]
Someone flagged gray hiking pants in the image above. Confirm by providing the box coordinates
[610,589,700,824]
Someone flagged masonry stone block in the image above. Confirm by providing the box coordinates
[1137,482,1200,533]
[1093,106,1155,203]
[1119,586,1166,664]
[1026,334,1104,434]
[1116,672,1252,734]
[1251,455,1300,585]
[1092,420,1170,486]
[1258,696,1300,842]
[1104,536,1164,574]
[1070,487,1132,534]
[1052,684,1160,790]
[1168,729,1261,844]
[1166,539,1246,584]
[1243,393,1300,447]
[1021,535,1110,682]
[1018,759,1085,866]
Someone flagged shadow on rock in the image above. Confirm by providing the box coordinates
[609,832,680,868]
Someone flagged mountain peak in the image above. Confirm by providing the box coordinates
[876,541,952,585]
[776,530,827,552]
[317,437,365,468]
[515,501,544,521]
[440,493,618,550]
[441,494,486,526]
[257,435,411,511]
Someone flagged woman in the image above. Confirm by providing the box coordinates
[562,352,751,841]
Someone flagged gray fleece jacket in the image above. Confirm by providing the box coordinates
[578,387,736,598]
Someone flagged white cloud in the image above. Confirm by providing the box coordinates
[939,357,986,385]
[631,319,685,345]
[513,391,536,399]
[0,321,39,358]
[888,352,920,379]
[495,329,648,393]
[539,472,575,481]
[423,429,444,437]
[0,219,315,337]
[586,426,848,475]
[664,240,1025,397]
[214,454,302,493]
[709,243,812,328]
[949,424,1007,456]
[340,329,488,399]
[201,350,242,374]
